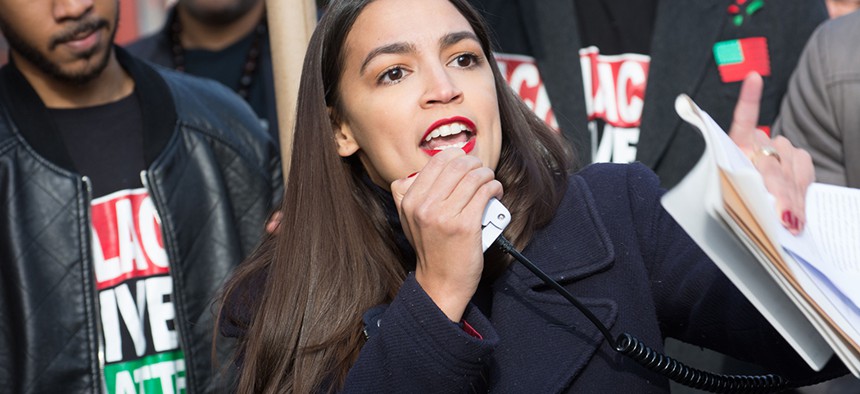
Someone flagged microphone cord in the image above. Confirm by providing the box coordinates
[494,235,792,393]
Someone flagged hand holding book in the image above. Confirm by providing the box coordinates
[726,72,815,235]
[663,85,860,378]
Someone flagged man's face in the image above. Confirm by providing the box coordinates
[0,0,118,84]
[179,0,262,26]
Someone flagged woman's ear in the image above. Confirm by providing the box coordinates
[330,107,360,157]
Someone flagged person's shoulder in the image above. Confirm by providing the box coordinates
[813,11,860,47]
[538,163,663,242]
[152,67,275,156]
[0,67,20,145]
[125,33,160,57]
[802,11,860,73]
[118,43,276,159]
[155,65,231,97]
[566,162,665,214]
[0,105,13,144]
[572,162,661,192]
[557,163,665,230]
[156,67,263,126]
[832,7,860,25]
[124,29,172,66]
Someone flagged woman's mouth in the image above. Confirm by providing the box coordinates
[420,117,477,156]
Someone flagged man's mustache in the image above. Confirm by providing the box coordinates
[49,19,108,50]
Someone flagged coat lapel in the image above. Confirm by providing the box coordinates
[513,175,615,288]
[517,0,590,163]
[636,0,724,168]
[490,176,617,392]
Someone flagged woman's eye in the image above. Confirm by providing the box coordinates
[378,67,408,85]
[451,53,479,68]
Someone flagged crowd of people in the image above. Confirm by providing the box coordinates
[0,0,858,392]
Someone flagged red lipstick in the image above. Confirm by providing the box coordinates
[421,116,477,156]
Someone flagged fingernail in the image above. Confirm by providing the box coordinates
[407,172,418,178]
[783,210,801,233]
[781,210,792,227]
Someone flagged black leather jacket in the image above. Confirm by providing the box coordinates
[0,48,282,393]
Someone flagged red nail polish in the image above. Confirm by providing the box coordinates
[783,210,800,232]
[407,172,418,178]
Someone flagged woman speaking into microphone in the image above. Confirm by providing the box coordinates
[217,0,844,392]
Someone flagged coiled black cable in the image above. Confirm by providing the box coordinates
[495,235,792,393]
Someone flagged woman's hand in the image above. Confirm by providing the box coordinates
[728,73,815,235]
[390,149,503,322]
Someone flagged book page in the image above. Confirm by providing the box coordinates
[669,94,860,376]
[719,172,860,368]
[691,93,859,313]
[791,183,860,309]
[807,183,860,271]
[668,95,836,370]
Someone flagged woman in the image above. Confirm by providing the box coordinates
[218,0,838,392]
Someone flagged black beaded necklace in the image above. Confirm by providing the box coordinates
[169,12,266,101]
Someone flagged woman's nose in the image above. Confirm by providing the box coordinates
[420,67,463,108]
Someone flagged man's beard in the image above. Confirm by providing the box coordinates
[1,15,117,85]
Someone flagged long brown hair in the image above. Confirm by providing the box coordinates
[217,0,574,392]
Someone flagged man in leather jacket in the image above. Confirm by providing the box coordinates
[0,0,281,392]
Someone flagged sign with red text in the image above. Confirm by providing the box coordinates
[580,46,650,163]
[91,189,186,394]
[495,53,559,131]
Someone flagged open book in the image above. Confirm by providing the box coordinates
[662,95,860,378]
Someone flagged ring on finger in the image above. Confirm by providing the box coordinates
[757,145,781,164]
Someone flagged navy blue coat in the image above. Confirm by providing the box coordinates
[342,163,840,392]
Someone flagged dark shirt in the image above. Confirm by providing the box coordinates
[183,31,268,128]
[50,93,144,197]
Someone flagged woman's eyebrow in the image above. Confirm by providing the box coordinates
[440,31,480,49]
[359,42,416,75]
[358,31,479,76]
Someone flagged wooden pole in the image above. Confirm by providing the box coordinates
[266,0,317,183]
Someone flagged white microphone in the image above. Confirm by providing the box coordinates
[481,198,511,251]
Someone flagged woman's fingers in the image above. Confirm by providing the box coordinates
[390,171,419,245]
[754,134,799,233]
[781,136,815,231]
[746,133,815,235]
[728,72,763,156]
[727,72,814,235]
[389,149,502,321]
[392,149,494,231]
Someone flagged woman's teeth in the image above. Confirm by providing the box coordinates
[424,122,471,142]
[434,141,469,150]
